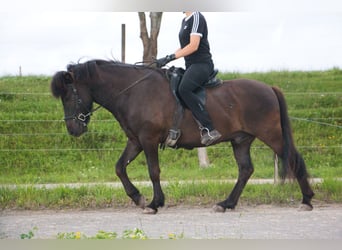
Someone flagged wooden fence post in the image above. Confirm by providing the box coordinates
[274,153,279,184]
[121,24,126,63]
[198,147,210,168]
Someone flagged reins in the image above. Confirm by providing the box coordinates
[65,70,155,124]
[90,70,154,113]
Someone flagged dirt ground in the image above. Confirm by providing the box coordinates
[1,204,341,239]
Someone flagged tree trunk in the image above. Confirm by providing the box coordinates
[138,12,163,63]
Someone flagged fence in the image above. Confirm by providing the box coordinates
[1,91,341,145]
[1,91,341,183]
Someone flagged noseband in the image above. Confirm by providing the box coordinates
[63,83,92,127]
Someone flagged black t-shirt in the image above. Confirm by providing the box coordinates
[178,12,213,68]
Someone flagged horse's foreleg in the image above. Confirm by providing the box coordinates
[115,139,145,208]
[214,136,255,212]
[142,143,164,214]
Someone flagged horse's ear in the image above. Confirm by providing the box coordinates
[51,71,73,98]
[66,64,74,73]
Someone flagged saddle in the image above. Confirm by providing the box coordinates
[162,66,222,148]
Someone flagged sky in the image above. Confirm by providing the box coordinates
[1,1,342,76]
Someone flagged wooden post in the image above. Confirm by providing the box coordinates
[121,24,126,63]
[274,153,279,184]
[198,147,210,168]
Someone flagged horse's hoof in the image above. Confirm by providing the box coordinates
[142,207,158,215]
[212,204,226,213]
[137,195,146,209]
[298,204,313,211]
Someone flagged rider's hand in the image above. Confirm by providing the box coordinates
[155,54,176,68]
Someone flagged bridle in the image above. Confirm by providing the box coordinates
[63,70,155,126]
[63,83,93,127]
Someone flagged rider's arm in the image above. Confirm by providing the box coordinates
[174,34,201,59]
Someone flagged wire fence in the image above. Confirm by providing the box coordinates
[1,91,341,183]
[1,91,341,152]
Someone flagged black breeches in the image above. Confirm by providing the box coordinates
[178,63,214,131]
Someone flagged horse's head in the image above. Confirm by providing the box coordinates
[51,70,93,137]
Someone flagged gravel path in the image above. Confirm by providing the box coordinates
[1,204,341,239]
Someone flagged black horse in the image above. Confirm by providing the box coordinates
[51,59,314,214]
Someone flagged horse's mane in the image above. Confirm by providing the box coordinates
[51,59,167,98]
[67,59,164,81]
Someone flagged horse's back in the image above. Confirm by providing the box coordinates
[206,78,282,141]
[220,78,276,98]
[209,78,279,112]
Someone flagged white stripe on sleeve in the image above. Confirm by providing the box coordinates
[191,12,200,34]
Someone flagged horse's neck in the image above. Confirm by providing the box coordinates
[91,69,143,107]
[91,66,164,111]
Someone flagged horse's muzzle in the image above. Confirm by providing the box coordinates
[65,119,88,137]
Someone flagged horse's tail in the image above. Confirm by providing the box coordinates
[272,86,309,180]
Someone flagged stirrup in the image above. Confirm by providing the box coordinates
[200,128,222,146]
[165,129,181,147]
[199,126,210,136]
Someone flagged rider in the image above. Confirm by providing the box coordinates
[156,12,222,146]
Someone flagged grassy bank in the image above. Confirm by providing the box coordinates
[0,69,341,184]
[0,69,341,208]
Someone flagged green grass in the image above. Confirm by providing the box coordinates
[1,70,341,184]
[22,227,180,239]
[1,180,341,210]
[0,69,341,208]
[57,228,149,240]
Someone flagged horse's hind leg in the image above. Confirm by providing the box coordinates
[268,132,314,210]
[291,151,315,211]
[115,139,145,208]
[213,135,255,212]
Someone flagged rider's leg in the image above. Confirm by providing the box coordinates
[178,63,222,145]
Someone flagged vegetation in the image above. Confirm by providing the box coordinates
[0,69,341,208]
[1,180,341,210]
[20,227,182,239]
